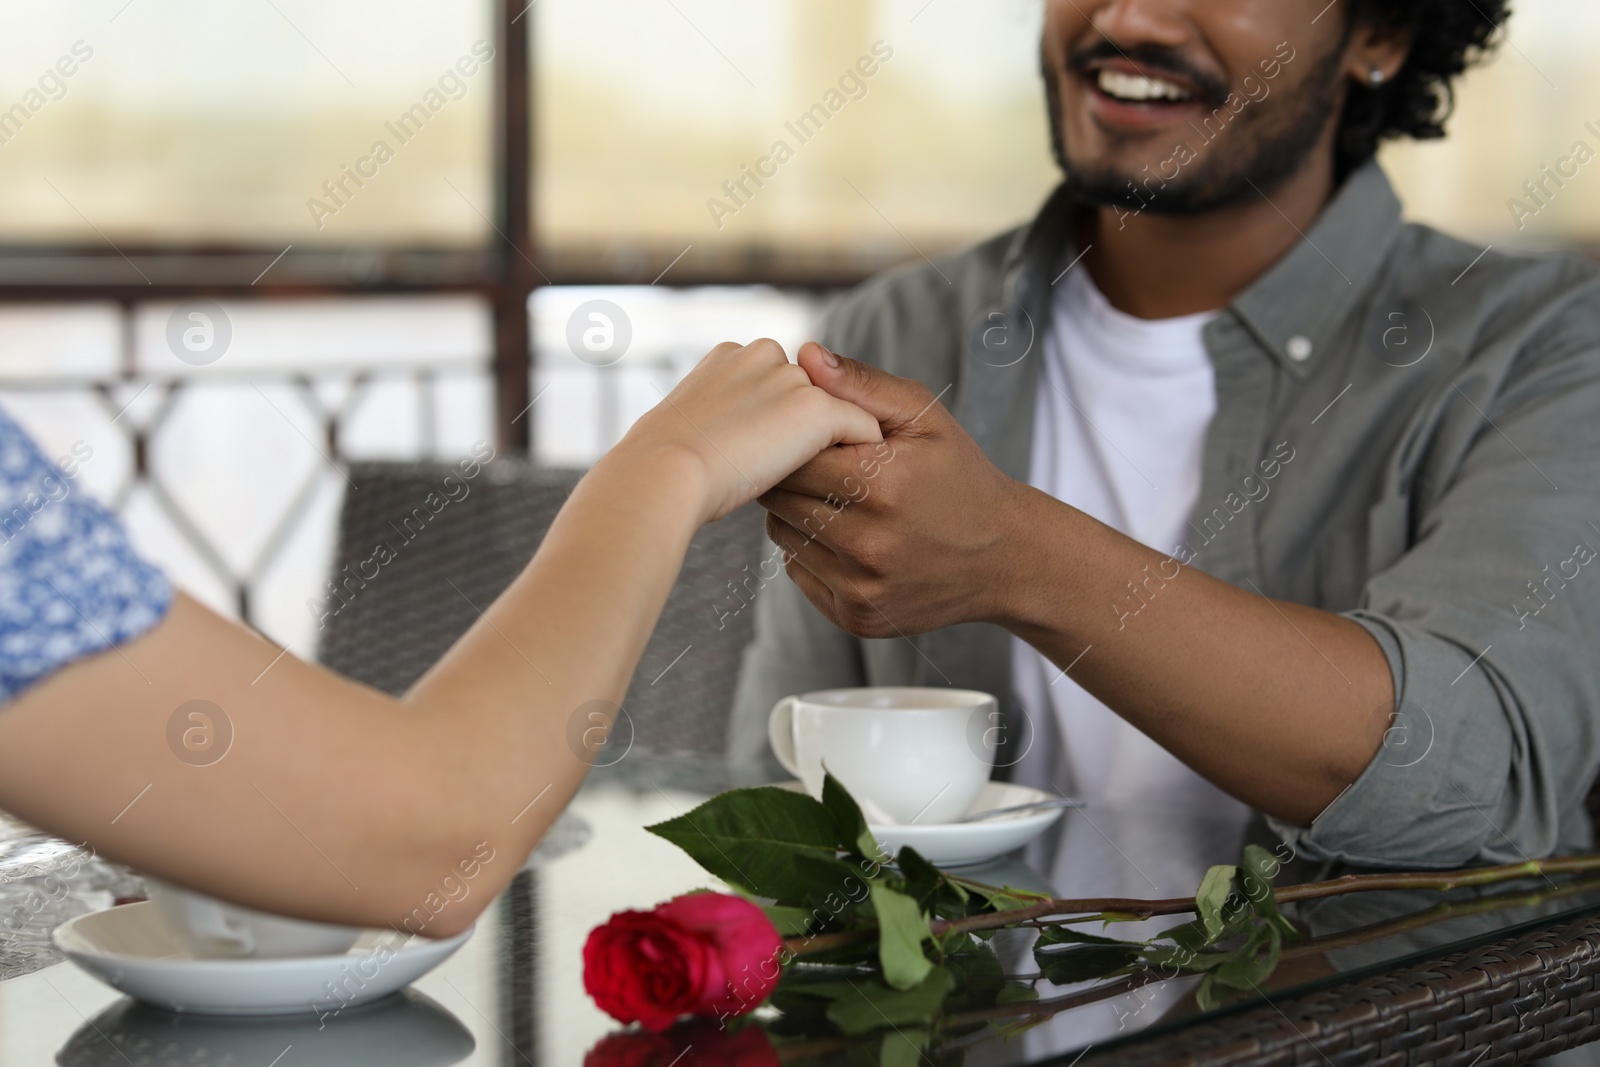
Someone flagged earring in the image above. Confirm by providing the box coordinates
[1367,67,1387,85]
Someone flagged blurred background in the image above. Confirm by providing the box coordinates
[0,0,1593,661]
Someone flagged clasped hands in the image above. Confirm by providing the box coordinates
[627,336,1028,637]
[758,341,1027,639]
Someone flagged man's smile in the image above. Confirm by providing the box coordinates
[1067,47,1227,136]
[1078,58,1210,132]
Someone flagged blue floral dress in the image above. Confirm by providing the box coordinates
[0,405,171,704]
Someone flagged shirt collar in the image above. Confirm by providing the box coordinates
[999,180,1079,333]
[1005,160,1404,381]
[1230,160,1404,379]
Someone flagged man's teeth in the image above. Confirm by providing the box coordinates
[1096,69,1192,103]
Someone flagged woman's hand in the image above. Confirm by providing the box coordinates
[613,339,883,523]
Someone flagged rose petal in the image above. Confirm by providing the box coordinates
[654,894,785,1017]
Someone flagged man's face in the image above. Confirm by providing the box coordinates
[1041,0,1355,215]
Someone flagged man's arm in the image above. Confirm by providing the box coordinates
[762,344,1393,827]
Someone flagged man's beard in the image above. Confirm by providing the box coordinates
[1045,37,1348,216]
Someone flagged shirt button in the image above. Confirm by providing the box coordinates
[1286,336,1314,362]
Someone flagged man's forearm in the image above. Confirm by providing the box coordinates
[764,350,1396,826]
[994,482,1393,826]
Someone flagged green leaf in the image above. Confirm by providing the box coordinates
[1211,922,1284,992]
[1194,864,1237,941]
[1099,910,1151,924]
[1036,924,1138,948]
[974,887,1041,913]
[1194,975,1233,1013]
[1148,905,1269,978]
[1240,844,1298,939]
[765,985,838,1031]
[942,941,1006,1009]
[1196,922,1284,1011]
[1148,922,1224,972]
[1145,943,1231,974]
[870,882,934,990]
[646,786,864,903]
[1040,944,1144,986]
[1242,843,1283,881]
[1145,915,1216,966]
[879,1028,930,1067]
[1169,904,1253,958]
[895,847,951,909]
[938,926,977,956]
[762,904,819,936]
[995,982,1041,1006]
[1157,919,1210,957]
[821,967,956,1035]
[822,772,885,862]
[950,872,1050,913]
[1034,924,1143,972]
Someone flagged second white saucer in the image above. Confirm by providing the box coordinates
[780,780,1073,867]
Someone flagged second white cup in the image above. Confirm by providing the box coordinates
[768,686,997,826]
[144,880,363,959]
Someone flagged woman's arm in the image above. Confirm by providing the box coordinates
[0,339,879,938]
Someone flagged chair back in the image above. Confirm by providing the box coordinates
[315,461,768,766]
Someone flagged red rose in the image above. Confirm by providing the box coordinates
[583,1024,779,1067]
[583,892,785,1030]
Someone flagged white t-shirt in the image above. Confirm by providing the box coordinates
[1007,266,1255,1051]
[1011,265,1248,818]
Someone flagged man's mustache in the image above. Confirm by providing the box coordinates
[1065,40,1231,108]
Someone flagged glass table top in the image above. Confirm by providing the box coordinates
[3,759,1599,1066]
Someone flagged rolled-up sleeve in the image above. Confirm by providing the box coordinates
[1268,319,1600,867]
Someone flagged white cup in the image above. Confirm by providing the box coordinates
[144,880,363,959]
[768,687,997,826]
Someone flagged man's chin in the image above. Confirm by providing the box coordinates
[1063,151,1288,219]
[1067,182,1152,213]
[1064,163,1206,215]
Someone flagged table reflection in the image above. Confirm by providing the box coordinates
[55,989,474,1067]
[547,774,1600,1065]
[566,872,1600,1065]
[5,764,1600,1067]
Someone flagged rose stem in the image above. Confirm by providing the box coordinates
[783,855,1600,958]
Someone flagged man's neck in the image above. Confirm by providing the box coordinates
[1079,158,1337,320]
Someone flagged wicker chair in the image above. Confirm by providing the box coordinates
[314,460,768,767]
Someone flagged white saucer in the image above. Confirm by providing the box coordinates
[53,902,473,1016]
[780,781,1073,868]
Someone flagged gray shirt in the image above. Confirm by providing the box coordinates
[731,161,1600,868]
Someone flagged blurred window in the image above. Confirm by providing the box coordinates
[0,0,493,246]
[1382,2,1600,248]
[0,1,1591,261]
[533,0,1061,280]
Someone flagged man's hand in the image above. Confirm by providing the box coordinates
[766,345,1394,828]
[759,342,1028,638]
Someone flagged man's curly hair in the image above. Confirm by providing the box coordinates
[1336,0,1511,179]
